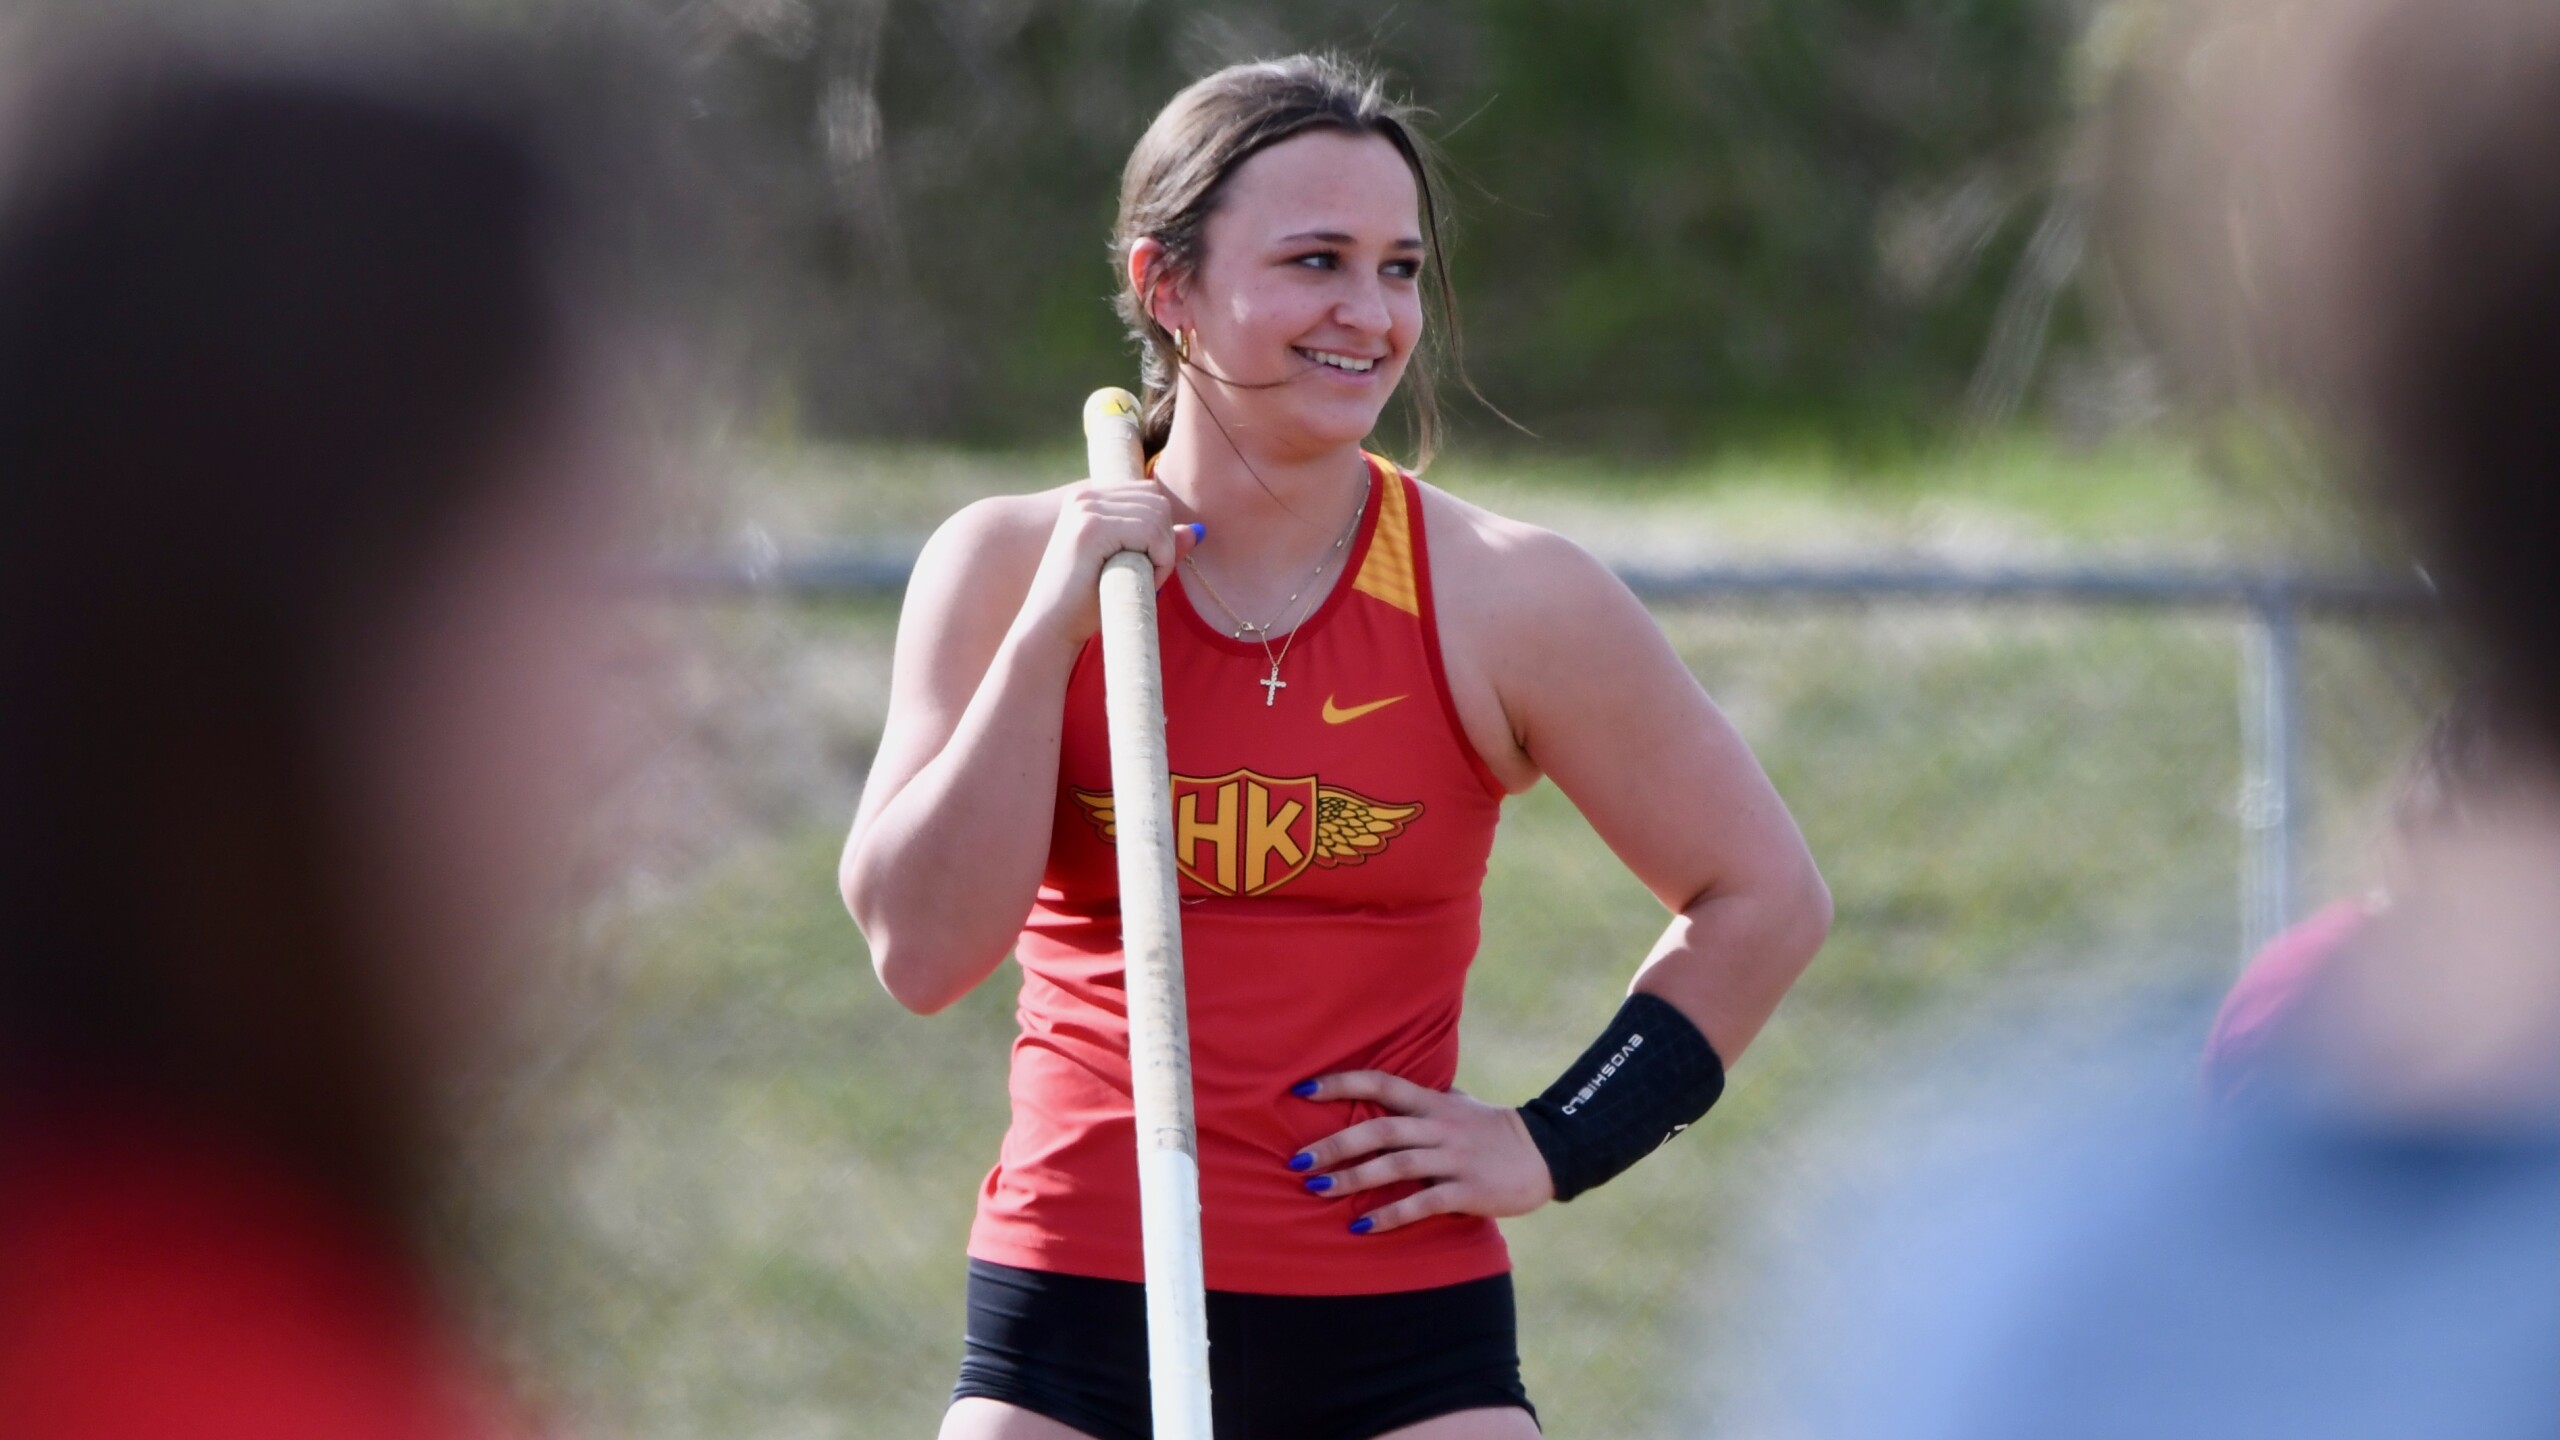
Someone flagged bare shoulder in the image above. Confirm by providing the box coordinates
[916,486,1064,584]
[881,483,1081,713]
[901,484,1075,633]
[1413,478,1661,789]
[1415,479,1635,636]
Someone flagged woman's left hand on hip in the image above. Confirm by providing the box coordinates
[1286,1070,1556,1235]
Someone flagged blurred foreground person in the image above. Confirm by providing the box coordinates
[1775,1,2560,1436]
[0,52,614,1440]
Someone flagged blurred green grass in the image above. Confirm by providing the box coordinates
[466,440,2430,1438]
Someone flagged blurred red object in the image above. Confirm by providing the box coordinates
[0,1100,527,1440]
[2199,898,2373,1107]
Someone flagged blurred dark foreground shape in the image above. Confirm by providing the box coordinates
[0,42,621,1440]
[1772,1,2560,1435]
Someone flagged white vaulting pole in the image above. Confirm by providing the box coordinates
[1083,386,1213,1439]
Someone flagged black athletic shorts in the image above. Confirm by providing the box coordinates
[952,1259,1538,1440]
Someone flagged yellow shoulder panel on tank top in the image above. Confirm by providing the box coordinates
[1350,453,1420,616]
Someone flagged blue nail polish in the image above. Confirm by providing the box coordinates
[1287,1152,1314,1172]
[1349,1217,1374,1235]
[1187,522,1207,542]
[1305,1175,1332,1193]
[1290,1080,1319,1098]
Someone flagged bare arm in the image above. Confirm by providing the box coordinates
[841,482,1192,1013]
[1494,526,1831,1058]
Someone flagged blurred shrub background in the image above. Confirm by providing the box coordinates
[640,0,2105,450]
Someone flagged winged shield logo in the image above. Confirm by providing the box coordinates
[1071,770,1422,898]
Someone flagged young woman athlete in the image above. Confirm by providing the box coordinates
[841,55,1832,1440]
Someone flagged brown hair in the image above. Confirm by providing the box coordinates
[1110,54,1464,465]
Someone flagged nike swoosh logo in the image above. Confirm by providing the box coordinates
[1322,693,1408,725]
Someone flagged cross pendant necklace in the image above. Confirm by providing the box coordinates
[1181,476,1367,707]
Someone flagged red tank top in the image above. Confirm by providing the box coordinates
[967,454,1509,1296]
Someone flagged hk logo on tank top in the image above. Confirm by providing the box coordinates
[1073,770,1423,897]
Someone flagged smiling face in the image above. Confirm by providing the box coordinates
[1156,129,1426,458]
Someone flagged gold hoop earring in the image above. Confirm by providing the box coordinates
[1176,328,1193,364]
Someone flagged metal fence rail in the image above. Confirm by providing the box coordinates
[652,546,2430,961]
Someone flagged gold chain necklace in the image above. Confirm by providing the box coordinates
[1182,483,1366,706]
